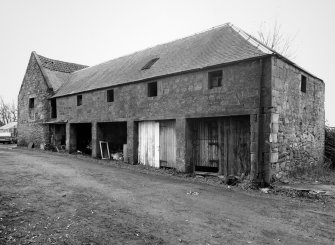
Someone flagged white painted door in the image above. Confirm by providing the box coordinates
[138,121,159,168]
[159,120,176,168]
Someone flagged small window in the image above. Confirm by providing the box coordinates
[301,75,307,93]
[28,98,35,120]
[107,89,114,102]
[142,58,159,70]
[51,99,57,118]
[148,82,157,97]
[208,70,223,89]
[29,98,34,109]
[77,95,82,106]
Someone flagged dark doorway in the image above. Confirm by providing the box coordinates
[97,122,127,157]
[74,123,92,155]
[50,124,66,146]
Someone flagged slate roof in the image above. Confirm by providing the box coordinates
[37,54,88,73]
[33,52,88,92]
[53,23,272,97]
[46,23,321,98]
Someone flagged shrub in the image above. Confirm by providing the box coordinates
[325,126,335,169]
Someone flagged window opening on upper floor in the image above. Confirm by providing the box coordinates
[301,75,307,93]
[77,95,82,106]
[28,98,35,120]
[208,70,223,89]
[107,89,114,102]
[51,99,57,118]
[148,82,158,97]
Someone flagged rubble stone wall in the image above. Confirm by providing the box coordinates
[270,57,325,179]
[55,58,267,171]
[55,59,264,122]
[17,54,51,147]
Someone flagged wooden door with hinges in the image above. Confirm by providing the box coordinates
[191,116,250,176]
[192,119,219,172]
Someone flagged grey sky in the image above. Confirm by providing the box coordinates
[0,0,334,125]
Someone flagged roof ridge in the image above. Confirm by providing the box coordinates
[229,24,322,80]
[52,23,323,98]
[229,24,275,55]
[72,23,232,74]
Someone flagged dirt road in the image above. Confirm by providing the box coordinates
[0,147,334,244]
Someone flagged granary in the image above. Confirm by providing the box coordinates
[17,23,325,184]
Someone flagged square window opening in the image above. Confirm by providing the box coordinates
[148,82,157,97]
[301,75,307,93]
[107,89,114,102]
[209,70,223,89]
[77,95,82,106]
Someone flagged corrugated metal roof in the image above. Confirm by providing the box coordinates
[53,23,268,97]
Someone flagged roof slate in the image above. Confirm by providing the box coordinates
[53,24,268,97]
[33,53,88,92]
[37,54,88,73]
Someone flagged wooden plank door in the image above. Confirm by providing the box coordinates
[138,121,159,168]
[220,116,250,176]
[193,119,219,170]
[207,120,219,168]
[159,120,176,168]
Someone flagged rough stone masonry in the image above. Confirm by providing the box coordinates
[17,24,325,185]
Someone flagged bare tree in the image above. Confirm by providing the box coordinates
[0,97,9,125]
[0,96,17,126]
[257,21,296,59]
[9,100,17,122]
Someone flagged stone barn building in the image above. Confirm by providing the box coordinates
[18,23,325,184]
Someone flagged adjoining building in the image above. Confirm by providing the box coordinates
[0,122,17,143]
[0,122,17,133]
[17,23,325,184]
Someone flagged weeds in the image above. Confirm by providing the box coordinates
[325,126,335,169]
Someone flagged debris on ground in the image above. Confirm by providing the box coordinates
[225,175,239,186]
[270,184,335,202]
[186,191,199,196]
[111,152,123,161]
[260,188,270,194]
